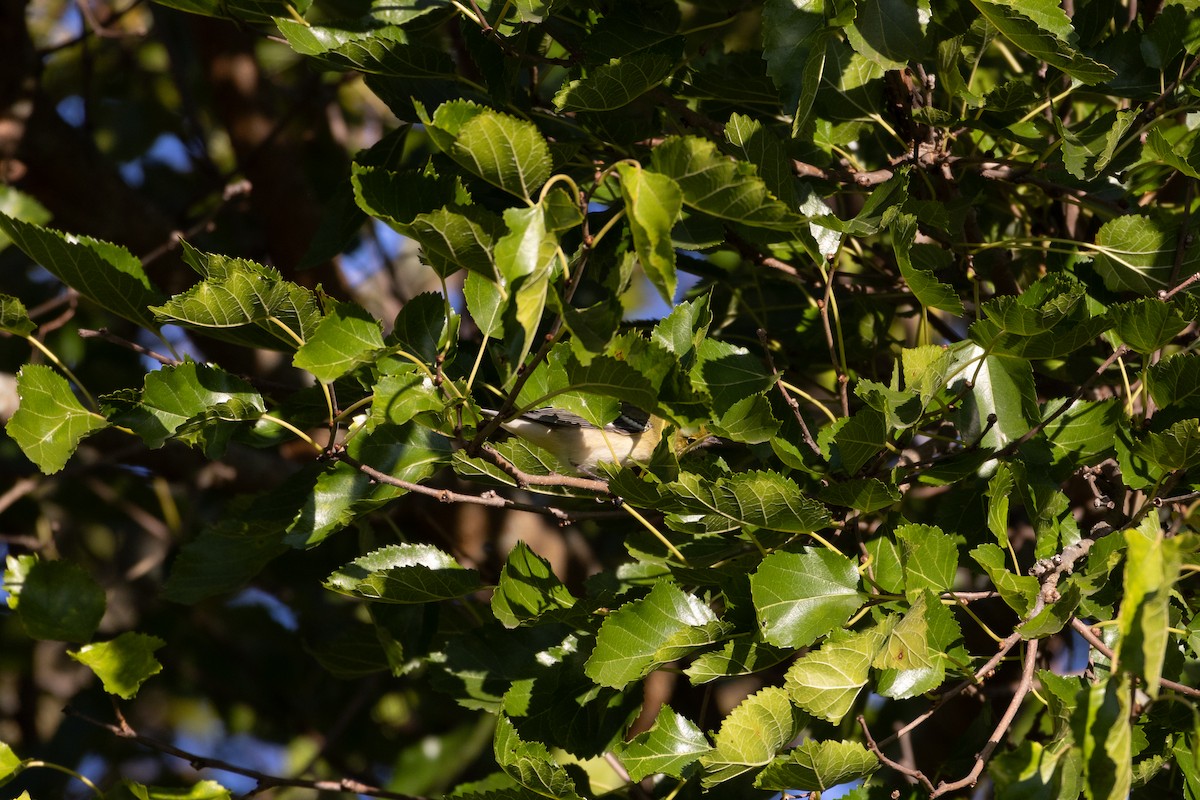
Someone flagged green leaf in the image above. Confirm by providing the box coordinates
[818,478,901,513]
[724,114,798,207]
[1073,676,1132,800]
[326,544,482,603]
[152,248,321,350]
[896,524,957,598]
[1111,297,1189,354]
[491,541,577,628]
[832,406,887,474]
[0,214,163,329]
[690,338,777,413]
[369,365,443,429]
[650,137,801,229]
[751,548,863,649]
[0,741,19,783]
[351,162,461,229]
[1133,418,1200,474]
[284,422,450,548]
[585,582,728,689]
[495,204,558,284]
[756,739,878,791]
[708,395,781,445]
[986,463,1014,548]
[785,625,885,723]
[616,163,681,304]
[968,0,1116,83]
[314,27,453,77]
[7,364,108,474]
[1092,214,1200,295]
[971,543,1039,615]
[613,706,712,781]
[685,639,791,684]
[1142,3,1200,69]
[12,558,106,642]
[304,26,454,75]
[761,0,844,129]
[877,592,961,698]
[1148,353,1200,409]
[161,517,289,604]
[390,291,455,364]
[464,271,506,340]
[426,104,552,202]
[846,0,926,69]
[1041,399,1121,467]
[855,379,923,431]
[956,344,1039,450]
[1115,517,1192,697]
[651,294,711,359]
[494,714,584,800]
[105,779,233,799]
[665,471,832,533]
[893,215,964,314]
[293,301,385,382]
[0,294,35,336]
[104,362,264,454]
[874,593,934,672]
[519,347,659,425]
[0,185,51,252]
[700,686,803,786]
[406,206,504,280]
[554,53,675,111]
[1059,110,1136,179]
[1145,126,1200,180]
[69,632,165,699]
[819,168,909,236]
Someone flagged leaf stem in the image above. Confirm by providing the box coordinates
[22,761,103,797]
[622,502,688,565]
[261,413,321,452]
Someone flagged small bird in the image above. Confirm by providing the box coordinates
[483,406,668,474]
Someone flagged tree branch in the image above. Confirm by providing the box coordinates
[930,639,1040,797]
[65,706,427,800]
[332,448,610,523]
[1070,618,1200,698]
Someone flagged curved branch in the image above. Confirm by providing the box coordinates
[65,706,425,800]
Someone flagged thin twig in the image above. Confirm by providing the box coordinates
[139,179,251,267]
[334,448,592,523]
[858,716,934,792]
[930,639,1040,797]
[1071,618,1200,698]
[757,329,821,456]
[477,444,611,493]
[66,706,425,800]
[993,345,1131,460]
[78,328,180,367]
[1161,270,1200,302]
[877,630,1024,750]
[0,477,39,516]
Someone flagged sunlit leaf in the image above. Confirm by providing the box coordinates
[756,739,878,791]
[585,581,729,688]
[0,214,162,329]
[7,365,107,474]
[700,687,803,786]
[326,543,481,603]
[614,706,712,781]
[69,632,165,699]
[554,53,675,111]
[751,548,863,648]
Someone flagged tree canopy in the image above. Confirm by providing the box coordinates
[3,0,1200,798]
